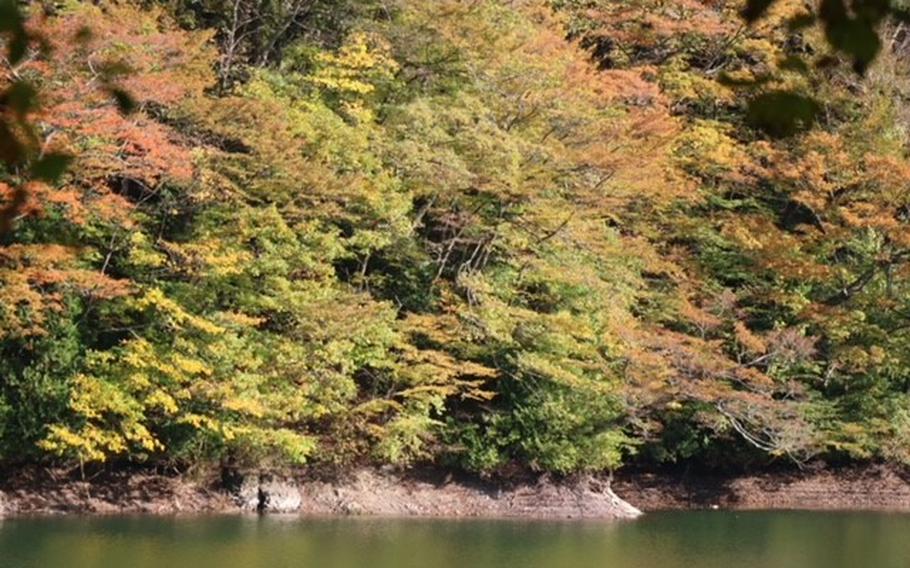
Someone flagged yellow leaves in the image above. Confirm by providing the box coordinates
[737,38,780,67]
[722,215,831,279]
[42,371,165,463]
[172,354,212,377]
[660,58,735,105]
[40,425,120,463]
[402,312,476,347]
[834,344,888,374]
[393,315,498,404]
[393,0,684,208]
[127,232,166,269]
[119,339,211,397]
[355,399,401,415]
[175,1,698,470]
[134,287,224,335]
[217,311,266,328]
[396,344,496,393]
[675,120,749,181]
[754,0,813,30]
[516,351,591,390]
[222,397,267,419]
[177,413,220,432]
[174,239,254,277]
[122,338,155,368]
[307,32,399,97]
[234,427,316,465]
[27,0,910,473]
[145,389,178,414]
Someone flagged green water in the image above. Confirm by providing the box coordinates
[1,511,908,568]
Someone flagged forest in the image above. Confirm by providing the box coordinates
[0,0,909,476]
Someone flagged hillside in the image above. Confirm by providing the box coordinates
[0,0,908,477]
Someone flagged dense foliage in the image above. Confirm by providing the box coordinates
[0,0,908,474]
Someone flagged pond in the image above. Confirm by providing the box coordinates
[1,511,908,568]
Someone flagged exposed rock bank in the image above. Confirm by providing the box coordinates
[289,469,641,519]
[3,465,908,519]
[614,464,910,511]
[0,467,640,520]
[0,469,233,516]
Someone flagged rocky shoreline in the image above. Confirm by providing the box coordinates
[1,465,908,519]
[614,464,910,512]
[0,467,641,520]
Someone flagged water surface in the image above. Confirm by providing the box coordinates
[1,511,907,568]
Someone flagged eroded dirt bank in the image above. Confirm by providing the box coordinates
[0,467,640,520]
[613,464,910,511]
[3,464,909,519]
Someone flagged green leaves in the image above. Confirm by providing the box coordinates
[6,0,910,475]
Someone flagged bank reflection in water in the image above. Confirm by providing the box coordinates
[0,511,908,568]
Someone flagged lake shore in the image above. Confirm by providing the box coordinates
[614,464,910,512]
[0,467,641,520]
[1,464,908,519]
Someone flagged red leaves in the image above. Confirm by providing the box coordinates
[0,4,211,228]
[0,4,212,339]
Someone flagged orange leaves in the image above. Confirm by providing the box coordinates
[725,125,910,302]
[42,4,216,106]
[420,1,683,210]
[575,0,733,56]
[761,225,832,278]
[734,321,768,355]
[678,296,723,333]
[62,107,195,185]
[624,323,816,455]
[629,326,770,397]
[2,3,212,226]
[0,244,130,339]
[0,181,44,219]
[0,4,211,341]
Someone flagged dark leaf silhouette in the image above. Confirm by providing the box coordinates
[109,88,137,115]
[30,153,73,183]
[747,91,820,137]
[741,0,775,23]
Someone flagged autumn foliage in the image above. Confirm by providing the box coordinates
[0,0,908,473]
